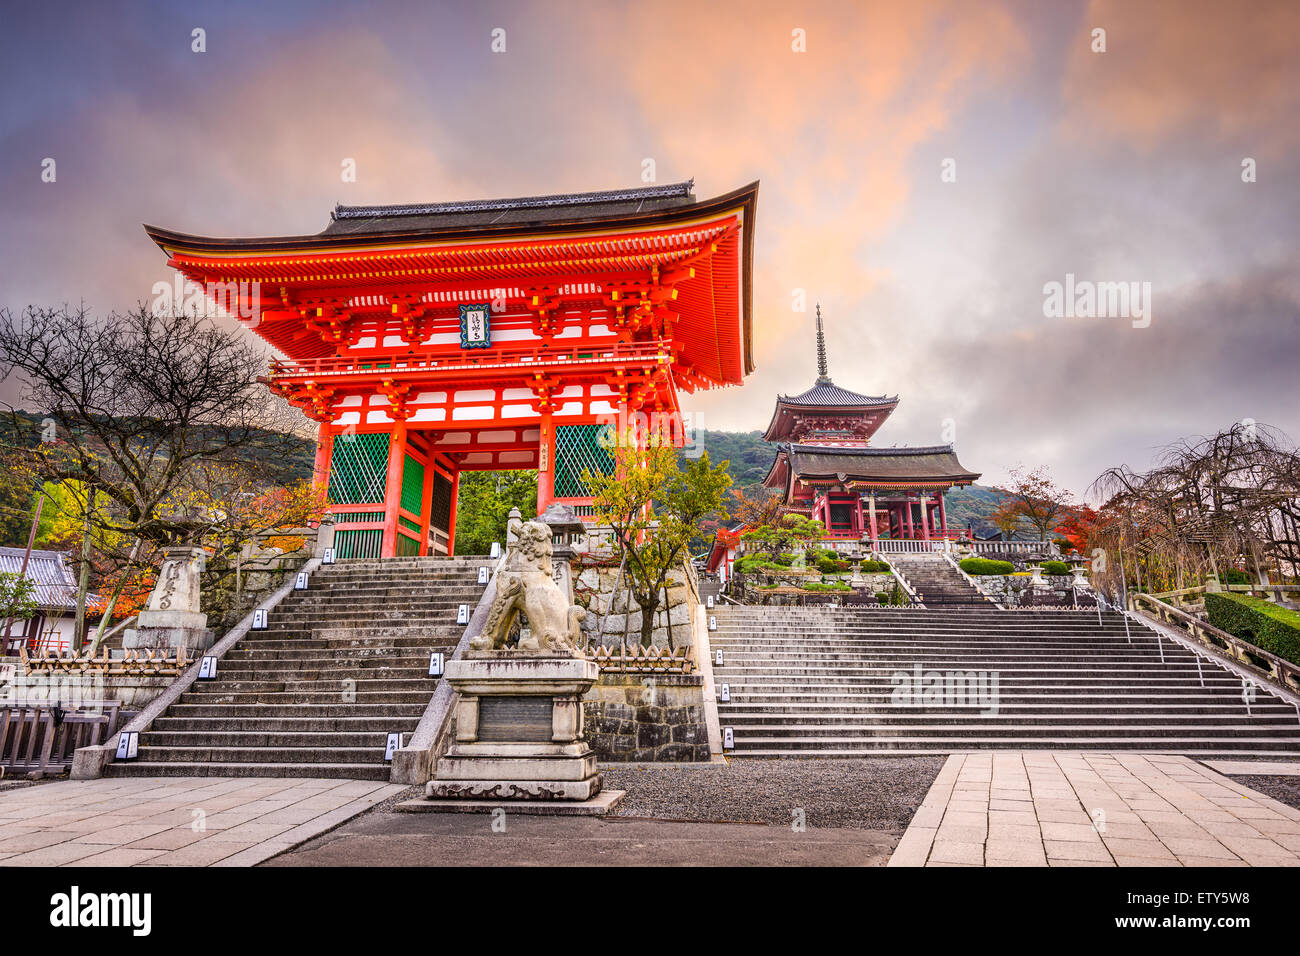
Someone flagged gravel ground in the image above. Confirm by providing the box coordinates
[361,757,945,832]
[1227,775,1300,812]
[602,756,946,831]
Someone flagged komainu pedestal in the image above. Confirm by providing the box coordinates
[426,653,604,801]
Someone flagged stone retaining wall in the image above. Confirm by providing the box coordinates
[582,673,711,762]
[972,574,1087,607]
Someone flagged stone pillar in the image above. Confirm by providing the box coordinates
[123,545,213,653]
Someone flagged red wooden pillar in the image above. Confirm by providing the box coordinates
[919,495,930,540]
[537,410,555,515]
[867,494,878,540]
[938,492,948,533]
[904,498,914,539]
[418,445,436,556]
[381,421,408,557]
[446,469,460,555]
[313,422,334,489]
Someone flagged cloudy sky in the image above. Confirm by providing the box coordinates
[1,0,1296,497]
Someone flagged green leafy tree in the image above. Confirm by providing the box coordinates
[741,513,826,560]
[0,569,39,639]
[587,436,732,647]
[453,470,539,556]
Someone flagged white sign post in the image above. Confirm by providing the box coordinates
[295,571,309,590]
[720,683,730,703]
[477,566,489,584]
[252,608,268,631]
[723,727,734,751]
[198,656,217,680]
[384,733,401,762]
[715,649,724,666]
[428,652,444,678]
[322,547,336,565]
[457,604,469,625]
[708,615,717,631]
[114,732,140,761]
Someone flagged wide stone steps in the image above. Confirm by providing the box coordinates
[106,555,489,779]
[714,605,1300,757]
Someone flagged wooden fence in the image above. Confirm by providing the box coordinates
[1,701,123,779]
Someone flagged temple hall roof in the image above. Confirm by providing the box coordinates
[764,443,981,492]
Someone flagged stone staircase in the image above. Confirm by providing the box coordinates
[890,554,993,606]
[713,605,1300,756]
[106,556,491,780]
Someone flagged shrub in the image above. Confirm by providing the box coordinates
[1041,560,1071,576]
[1221,568,1252,586]
[858,560,891,573]
[816,555,849,574]
[802,580,850,592]
[1205,591,1300,665]
[959,557,1015,576]
[774,552,796,566]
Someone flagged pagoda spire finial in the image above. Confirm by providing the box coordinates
[815,303,831,384]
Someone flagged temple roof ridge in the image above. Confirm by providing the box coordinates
[332,180,696,221]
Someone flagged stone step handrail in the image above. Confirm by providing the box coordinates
[1130,591,1300,694]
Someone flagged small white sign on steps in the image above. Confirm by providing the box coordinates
[490,542,501,558]
[428,652,444,677]
[457,604,469,625]
[706,595,714,609]
[478,566,489,584]
[115,732,140,761]
[384,733,401,762]
[252,608,268,631]
[720,683,730,703]
[198,656,217,680]
[295,571,309,590]
[723,727,734,751]
[708,615,717,631]
[715,649,723,666]
[322,548,335,565]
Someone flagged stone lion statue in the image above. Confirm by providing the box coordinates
[470,518,586,653]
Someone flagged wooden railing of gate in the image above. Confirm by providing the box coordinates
[1,702,122,779]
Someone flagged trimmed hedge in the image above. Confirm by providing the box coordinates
[1205,591,1300,666]
[1041,560,1071,576]
[959,557,1015,576]
[816,555,850,574]
[858,559,891,573]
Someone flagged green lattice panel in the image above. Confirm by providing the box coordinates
[329,433,390,504]
[553,424,615,499]
[395,533,421,557]
[400,454,424,515]
[334,529,383,559]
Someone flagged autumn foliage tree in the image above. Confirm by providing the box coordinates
[586,433,732,647]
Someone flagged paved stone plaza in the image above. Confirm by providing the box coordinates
[889,753,1300,867]
[0,777,404,866]
[3,755,1300,866]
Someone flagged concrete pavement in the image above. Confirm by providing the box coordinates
[0,776,404,866]
[890,752,1300,867]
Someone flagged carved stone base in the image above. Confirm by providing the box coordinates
[424,776,602,801]
[122,624,214,653]
[397,789,625,816]
[423,655,606,807]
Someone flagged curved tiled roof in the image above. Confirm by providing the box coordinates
[778,380,897,407]
[0,548,81,609]
[763,443,981,491]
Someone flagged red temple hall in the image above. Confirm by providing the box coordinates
[147,180,758,558]
[763,307,980,540]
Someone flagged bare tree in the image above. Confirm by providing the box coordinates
[0,305,316,648]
